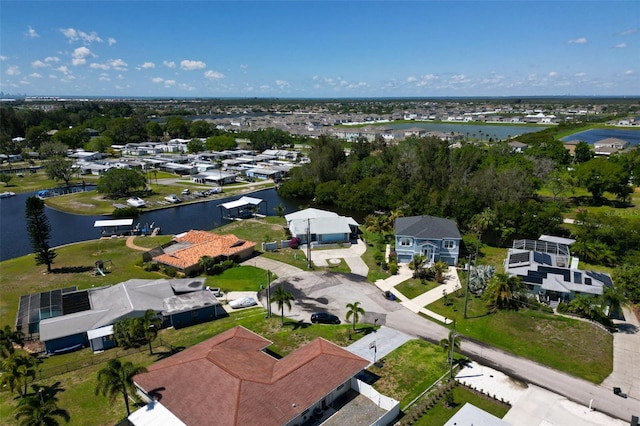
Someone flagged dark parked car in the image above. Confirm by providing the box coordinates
[311,312,340,324]
[613,387,628,398]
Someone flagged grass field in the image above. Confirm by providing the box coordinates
[427,292,613,383]
[396,278,439,300]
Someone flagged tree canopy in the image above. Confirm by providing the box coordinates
[97,168,147,198]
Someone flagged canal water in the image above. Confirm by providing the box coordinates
[0,188,304,262]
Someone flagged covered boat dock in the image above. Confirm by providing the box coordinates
[218,196,266,220]
[94,218,134,237]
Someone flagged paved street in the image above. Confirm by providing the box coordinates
[260,269,640,422]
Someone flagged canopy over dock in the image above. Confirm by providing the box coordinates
[218,196,266,220]
[94,219,134,236]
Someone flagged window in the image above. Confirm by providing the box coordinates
[399,238,412,247]
[443,240,455,249]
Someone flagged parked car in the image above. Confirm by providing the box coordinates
[229,297,257,309]
[311,312,340,324]
[614,387,628,398]
[207,287,223,297]
[126,197,146,208]
[206,187,223,195]
[193,191,205,198]
[164,194,181,204]
[181,188,190,195]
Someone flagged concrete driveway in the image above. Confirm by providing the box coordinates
[602,306,640,399]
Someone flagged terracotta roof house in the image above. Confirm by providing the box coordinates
[394,215,462,266]
[130,326,399,426]
[153,230,256,275]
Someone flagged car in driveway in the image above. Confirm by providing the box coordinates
[207,287,223,297]
[229,297,257,309]
[311,312,340,324]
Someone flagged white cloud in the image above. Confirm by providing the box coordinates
[407,76,417,82]
[204,70,224,80]
[109,59,128,71]
[275,79,290,88]
[141,62,155,69]
[180,60,206,70]
[108,37,117,46]
[44,56,60,63]
[31,60,48,68]
[179,83,195,91]
[90,63,110,70]
[71,46,93,66]
[624,70,634,75]
[163,60,176,69]
[56,66,70,75]
[615,43,627,48]
[0,55,7,61]
[164,80,176,87]
[26,26,39,38]
[568,37,588,44]
[29,72,42,78]
[49,74,57,79]
[548,71,558,77]
[99,75,110,81]
[450,74,468,82]
[151,77,164,83]
[6,66,20,76]
[574,72,586,77]
[61,28,103,44]
[618,28,638,36]
[240,64,248,69]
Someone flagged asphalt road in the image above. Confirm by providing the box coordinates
[264,271,640,422]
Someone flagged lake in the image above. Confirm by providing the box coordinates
[560,128,640,145]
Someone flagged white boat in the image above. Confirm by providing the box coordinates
[0,191,16,198]
[164,194,181,204]
[126,197,146,208]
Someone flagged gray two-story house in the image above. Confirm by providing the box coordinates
[394,215,462,266]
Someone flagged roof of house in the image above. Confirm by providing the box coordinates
[162,290,219,316]
[505,249,613,295]
[39,279,181,342]
[289,216,354,236]
[133,326,369,426]
[153,231,256,270]
[285,207,339,222]
[394,215,461,240]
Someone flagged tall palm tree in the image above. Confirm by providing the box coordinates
[345,301,366,331]
[141,309,162,355]
[483,273,523,312]
[271,285,295,326]
[0,325,24,359]
[95,359,148,416]
[409,254,428,279]
[14,384,70,426]
[0,353,39,397]
[431,260,449,284]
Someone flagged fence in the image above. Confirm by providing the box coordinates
[36,338,170,380]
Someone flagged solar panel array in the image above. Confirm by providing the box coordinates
[509,251,530,264]
[62,291,92,315]
[16,287,77,334]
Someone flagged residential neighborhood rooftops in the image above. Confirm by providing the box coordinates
[132,326,369,426]
[394,215,461,240]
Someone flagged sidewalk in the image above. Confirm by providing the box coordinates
[374,265,461,325]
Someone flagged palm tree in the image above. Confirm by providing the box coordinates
[409,254,428,279]
[0,325,24,359]
[14,383,70,426]
[141,309,162,355]
[469,208,496,259]
[95,359,148,416]
[271,285,295,326]
[430,260,449,284]
[345,301,366,331]
[483,273,523,312]
[0,353,39,397]
[198,255,215,275]
[439,321,461,379]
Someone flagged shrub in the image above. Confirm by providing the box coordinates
[163,266,178,277]
[289,237,301,249]
[556,302,569,313]
[389,261,398,275]
[112,206,140,218]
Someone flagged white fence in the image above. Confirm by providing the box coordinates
[351,378,399,426]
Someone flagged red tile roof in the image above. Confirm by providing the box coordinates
[133,326,368,426]
[153,230,256,270]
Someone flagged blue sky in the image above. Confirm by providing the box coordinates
[1,1,638,97]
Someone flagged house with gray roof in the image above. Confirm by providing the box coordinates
[394,215,462,266]
[285,208,359,246]
[505,239,613,304]
[37,278,226,354]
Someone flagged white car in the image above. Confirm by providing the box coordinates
[126,197,146,208]
[164,194,181,204]
[228,297,257,309]
[181,188,190,195]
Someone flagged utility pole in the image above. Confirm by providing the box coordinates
[266,270,272,318]
[306,218,312,269]
[463,255,472,319]
[449,319,457,379]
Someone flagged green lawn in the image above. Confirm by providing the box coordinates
[370,340,449,407]
[210,265,270,292]
[413,385,509,425]
[396,278,439,300]
[426,293,613,383]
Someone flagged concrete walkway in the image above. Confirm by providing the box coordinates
[374,265,461,325]
[240,256,303,278]
[309,241,369,277]
[602,306,640,400]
